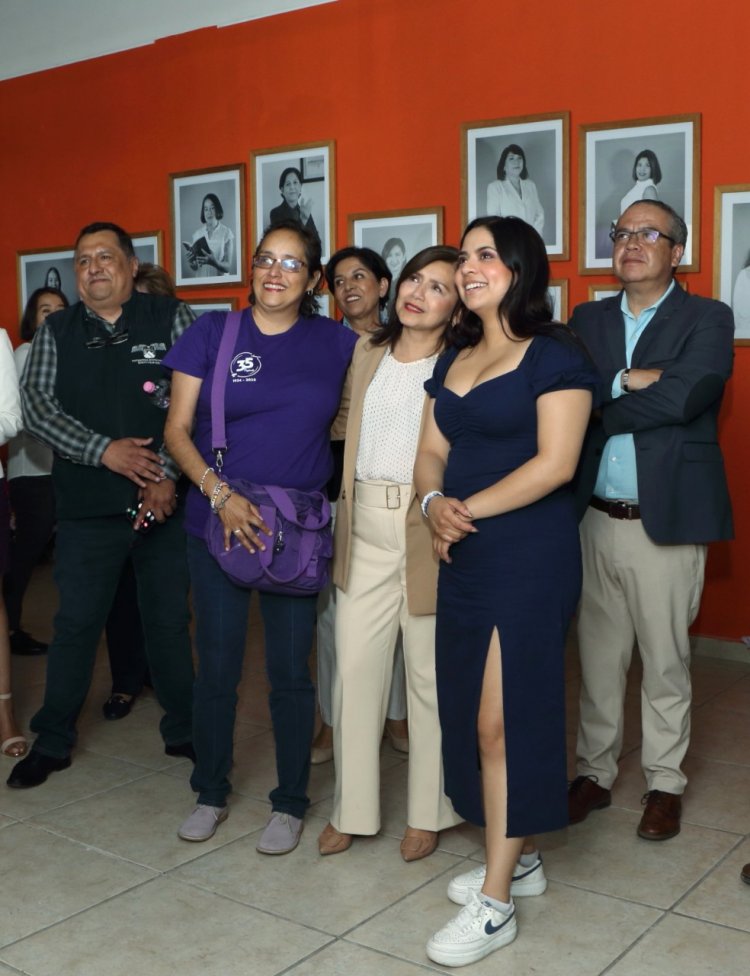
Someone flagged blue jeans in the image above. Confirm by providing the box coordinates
[187,535,317,817]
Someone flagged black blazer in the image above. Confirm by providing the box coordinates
[570,285,734,544]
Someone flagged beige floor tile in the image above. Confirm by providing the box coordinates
[607,913,750,975]
[350,874,662,974]
[0,822,155,948]
[545,807,736,908]
[286,939,430,974]
[1,877,331,976]
[676,837,750,932]
[29,771,269,871]
[690,660,750,708]
[75,702,192,769]
[689,703,750,764]
[0,751,154,821]
[173,815,463,936]
[706,675,750,714]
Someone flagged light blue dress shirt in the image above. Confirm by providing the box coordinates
[593,281,675,502]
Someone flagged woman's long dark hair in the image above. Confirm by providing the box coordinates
[371,245,459,350]
[447,216,576,349]
[20,287,69,341]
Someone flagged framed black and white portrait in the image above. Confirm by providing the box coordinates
[580,114,700,273]
[462,112,569,260]
[348,208,443,306]
[17,246,76,316]
[185,298,239,318]
[714,184,750,344]
[132,231,163,268]
[587,286,621,303]
[547,280,568,322]
[250,142,334,263]
[170,164,246,288]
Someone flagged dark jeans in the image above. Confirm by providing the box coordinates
[105,558,149,696]
[187,535,316,817]
[4,475,56,631]
[30,513,194,758]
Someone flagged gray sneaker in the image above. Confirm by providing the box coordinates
[256,812,304,855]
[178,804,228,842]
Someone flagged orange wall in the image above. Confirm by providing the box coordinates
[1,0,748,640]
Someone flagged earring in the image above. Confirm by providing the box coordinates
[305,289,314,296]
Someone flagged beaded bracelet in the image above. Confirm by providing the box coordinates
[209,481,230,512]
[213,489,233,513]
[198,466,214,496]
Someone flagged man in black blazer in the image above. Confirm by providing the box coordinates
[567,201,734,840]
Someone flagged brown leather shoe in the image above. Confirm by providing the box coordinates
[568,775,612,824]
[637,790,682,841]
[400,827,438,862]
[318,822,352,855]
[741,863,750,885]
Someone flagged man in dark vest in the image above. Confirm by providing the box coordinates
[8,222,195,788]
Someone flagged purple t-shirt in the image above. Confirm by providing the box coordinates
[163,309,356,537]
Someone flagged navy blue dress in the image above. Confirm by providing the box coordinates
[426,335,599,836]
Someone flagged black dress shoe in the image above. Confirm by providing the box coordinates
[165,741,196,763]
[102,694,136,721]
[9,630,48,656]
[7,750,71,789]
[741,863,750,885]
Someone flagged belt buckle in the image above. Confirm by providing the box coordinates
[613,500,633,520]
[386,485,401,509]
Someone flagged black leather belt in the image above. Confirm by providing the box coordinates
[590,496,641,520]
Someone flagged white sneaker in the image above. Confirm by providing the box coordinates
[178,804,228,842]
[447,855,547,904]
[426,890,517,967]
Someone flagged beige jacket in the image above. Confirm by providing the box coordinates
[332,337,439,615]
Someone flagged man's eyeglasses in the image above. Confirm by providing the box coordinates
[609,226,676,246]
[252,255,307,273]
[85,331,129,349]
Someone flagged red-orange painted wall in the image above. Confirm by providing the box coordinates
[0,0,748,640]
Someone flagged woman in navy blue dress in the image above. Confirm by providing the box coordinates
[415,217,597,967]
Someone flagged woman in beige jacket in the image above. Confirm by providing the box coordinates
[319,245,462,860]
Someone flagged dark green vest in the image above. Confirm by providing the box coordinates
[49,292,179,519]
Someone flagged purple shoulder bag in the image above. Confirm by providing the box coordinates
[203,311,332,595]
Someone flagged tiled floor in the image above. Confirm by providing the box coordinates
[2,564,749,975]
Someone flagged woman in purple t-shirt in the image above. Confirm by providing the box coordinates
[164,220,356,852]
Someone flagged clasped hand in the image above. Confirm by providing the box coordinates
[102,437,165,488]
[427,496,477,563]
[218,493,273,554]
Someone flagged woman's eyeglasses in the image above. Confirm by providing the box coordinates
[85,330,129,349]
[252,255,307,273]
[609,226,676,246]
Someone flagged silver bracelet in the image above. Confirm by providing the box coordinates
[421,490,444,518]
[198,466,214,496]
[213,489,233,513]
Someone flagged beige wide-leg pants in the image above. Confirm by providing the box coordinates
[575,506,707,794]
[331,481,460,835]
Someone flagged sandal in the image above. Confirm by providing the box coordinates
[0,693,28,759]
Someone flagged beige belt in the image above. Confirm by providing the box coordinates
[354,481,412,510]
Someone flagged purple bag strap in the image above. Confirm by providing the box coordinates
[210,310,244,468]
[264,484,330,530]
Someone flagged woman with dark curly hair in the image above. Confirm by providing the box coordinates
[415,216,597,966]
[164,219,356,853]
